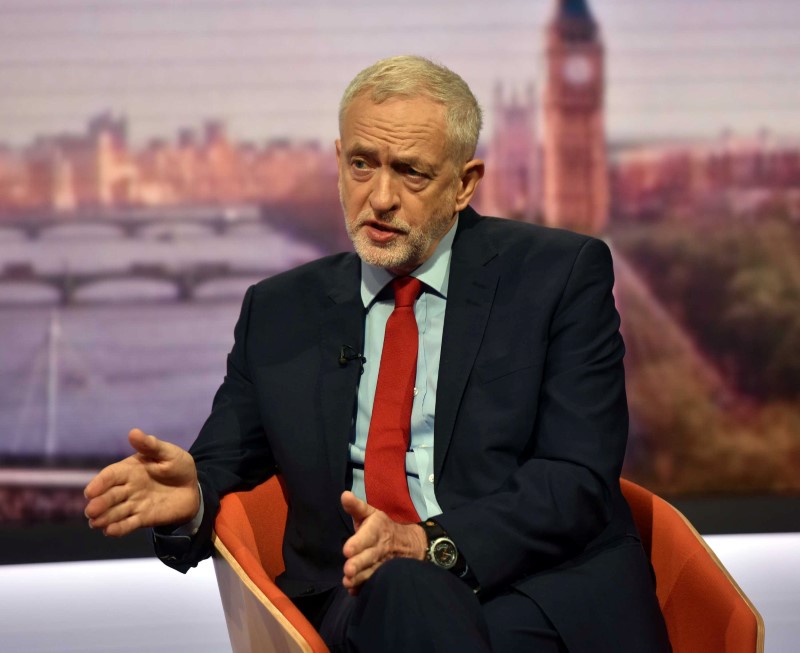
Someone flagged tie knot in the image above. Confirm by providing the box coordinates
[391,276,422,308]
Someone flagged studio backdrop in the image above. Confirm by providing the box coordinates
[0,0,798,557]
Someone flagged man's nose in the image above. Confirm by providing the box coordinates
[368,170,400,214]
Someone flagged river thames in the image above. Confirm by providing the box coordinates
[0,211,324,463]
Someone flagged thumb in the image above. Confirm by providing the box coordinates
[128,428,165,460]
[341,491,374,525]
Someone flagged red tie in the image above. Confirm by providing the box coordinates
[364,276,422,523]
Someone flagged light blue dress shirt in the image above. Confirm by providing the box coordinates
[349,218,458,521]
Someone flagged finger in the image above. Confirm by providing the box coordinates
[343,553,382,590]
[88,498,135,530]
[340,490,364,514]
[84,459,134,499]
[343,510,395,563]
[128,428,164,459]
[84,483,131,519]
[83,474,106,500]
[85,480,141,523]
[342,520,379,559]
[343,545,383,580]
[101,513,146,538]
[341,491,374,525]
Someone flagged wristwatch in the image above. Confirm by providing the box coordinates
[419,519,460,571]
[419,519,481,593]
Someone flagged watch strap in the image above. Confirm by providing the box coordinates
[419,519,469,578]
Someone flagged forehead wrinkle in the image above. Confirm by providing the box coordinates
[376,118,439,148]
[350,120,438,146]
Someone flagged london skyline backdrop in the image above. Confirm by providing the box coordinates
[0,0,799,148]
[0,0,797,521]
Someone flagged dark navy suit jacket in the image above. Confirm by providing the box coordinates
[159,206,668,652]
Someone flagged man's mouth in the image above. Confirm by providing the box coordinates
[366,221,401,233]
[361,220,407,243]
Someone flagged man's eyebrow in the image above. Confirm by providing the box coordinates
[394,155,435,174]
[397,155,427,166]
[345,142,378,158]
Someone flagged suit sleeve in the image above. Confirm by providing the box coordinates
[154,285,277,572]
[436,237,629,593]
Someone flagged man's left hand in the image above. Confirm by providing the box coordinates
[340,491,427,595]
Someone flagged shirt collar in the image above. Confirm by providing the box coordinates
[360,215,458,309]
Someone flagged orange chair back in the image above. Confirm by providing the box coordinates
[620,478,765,653]
[217,476,289,579]
[214,476,330,653]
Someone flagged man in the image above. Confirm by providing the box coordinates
[84,56,670,652]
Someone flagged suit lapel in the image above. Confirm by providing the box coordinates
[434,209,499,480]
[318,254,365,526]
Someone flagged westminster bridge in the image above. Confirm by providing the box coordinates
[0,208,266,241]
[0,261,282,305]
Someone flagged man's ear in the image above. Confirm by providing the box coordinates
[454,159,485,211]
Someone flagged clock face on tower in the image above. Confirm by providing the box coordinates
[562,53,594,86]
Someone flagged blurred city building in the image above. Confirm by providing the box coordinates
[479,82,541,223]
[612,131,800,222]
[0,113,337,213]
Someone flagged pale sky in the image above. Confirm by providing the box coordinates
[0,0,798,147]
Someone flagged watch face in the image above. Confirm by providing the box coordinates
[431,537,458,570]
[562,54,593,86]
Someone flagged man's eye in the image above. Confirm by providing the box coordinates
[407,168,423,177]
[352,159,368,170]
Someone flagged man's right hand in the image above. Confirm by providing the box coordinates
[83,428,200,537]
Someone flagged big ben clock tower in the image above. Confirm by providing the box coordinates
[543,0,608,235]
